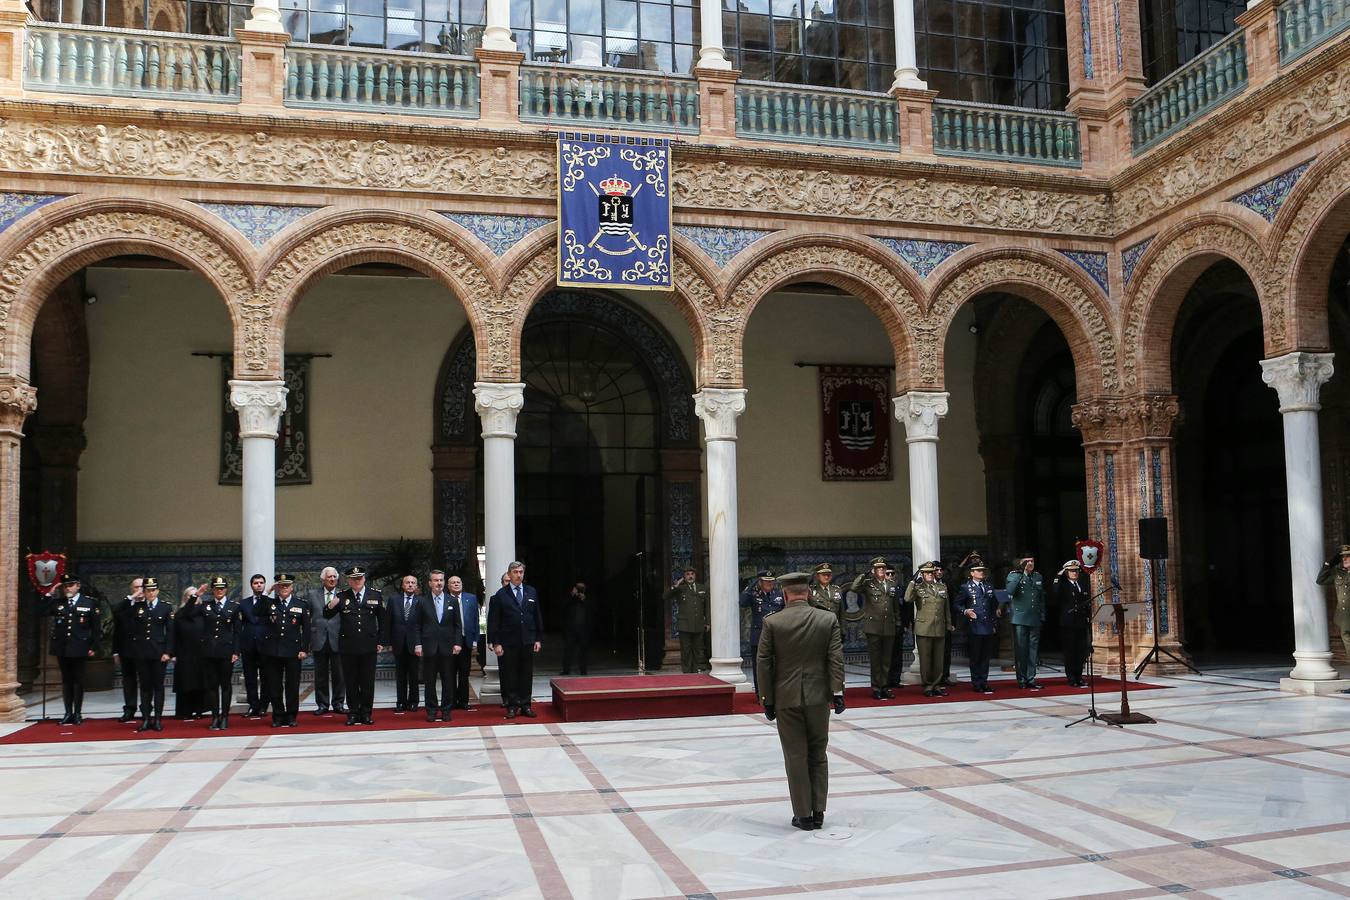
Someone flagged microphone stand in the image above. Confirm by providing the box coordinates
[1066,581,1119,729]
[634,551,646,676]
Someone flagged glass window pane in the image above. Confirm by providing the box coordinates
[957,2,983,37]
[674,42,695,71]
[869,27,893,64]
[535,0,565,25]
[309,12,346,42]
[838,58,868,89]
[740,49,771,79]
[347,14,383,45]
[867,0,893,26]
[927,0,953,34]
[802,18,835,54]
[835,0,866,24]
[673,5,695,42]
[570,0,600,31]
[773,16,801,53]
[284,9,309,39]
[838,23,867,59]
[739,12,769,50]
[462,0,485,23]
[805,55,834,83]
[641,2,672,41]
[772,52,802,82]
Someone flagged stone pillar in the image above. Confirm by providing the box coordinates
[1072,397,1131,666]
[694,388,748,687]
[238,31,290,110]
[474,382,524,703]
[476,48,525,126]
[482,0,516,52]
[0,0,28,100]
[894,392,948,564]
[1260,353,1346,690]
[892,86,937,156]
[1065,0,1147,171]
[229,380,286,588]
[696,67,740,142]
[697,0,732,70]
[1237,0,1282,90]
[244,0,285,33]
[891,0,926,90]
[0,376,38,722]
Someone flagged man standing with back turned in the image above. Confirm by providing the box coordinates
[757,572,846,832]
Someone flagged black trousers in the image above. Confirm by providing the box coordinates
[134,657,167,717]
[562,626,589,674]
[311,645,345,709]
[1062,622,1091,684]
[263,655,301,717]
[202,657,233,715]
[394,648,420,708]
[452,645,473,707]
[967,633,994,688]
[57,655,87,713]
[118,655,139,714]
[423,651,455,711]
[498,643,535,708]
[341,651,377,717]
[240,647,269,709]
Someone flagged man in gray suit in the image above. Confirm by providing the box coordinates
[307,566,345,715]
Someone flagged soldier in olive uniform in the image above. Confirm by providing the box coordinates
[808,563,843,616]
[667,566,709,673]
[125,577,174,732]
[850,557,899,699]
[263,574,313,727]
[906,562,949,696]
[740,571,784,688]
[40,573,100,725]
[323,565,388,726]
[756,572,845,832]
[1317,544,1350,681]
[1005,554,1046,690]
[185,576,241,730]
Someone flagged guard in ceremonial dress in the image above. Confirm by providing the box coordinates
[1005,554,1046,690]
[1053,561,1092,688]
[739,571,784,688]
[186,576,241,730]
[906,562,949,697]
[808,563,843,616]
[668,566,710,673]
[850,557,899,699]
[954,556,1001,694]
[1317,544,1350,683]
[112,578,143,722]
[324,566,387,726]
[40,573,100,725]
[262,574,312,728]
[126,577,174,732]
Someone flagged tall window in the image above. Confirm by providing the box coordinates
[1140,0,1244,84]
[914,0,1069,109]
[509,0,701,73]
[721,0,897,93]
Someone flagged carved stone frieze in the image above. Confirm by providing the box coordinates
[228,379,287,439]
[472,382,525,438]
[1071,394,1181,444]
[1273,151,1350,348]
[0,374,37,434]
[693,387,746,440]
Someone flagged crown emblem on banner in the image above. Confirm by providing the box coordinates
[598,175,632,196]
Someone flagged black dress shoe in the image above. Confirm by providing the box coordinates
[936,688,949,697]
[883,688,895,700]
[505,707,517,720]
[151,718,164,732]
[119,711,135,723]
[871,689,884,700]
[441,709,451,722]
[426,711,437,722]
[1028,682,1043,691]
[812,811,824,828]
[58,713,73,725]
[315,706,329,716]
[521,706,537,718]
[286,715,298,727]
[333,703,347,714]
[208,715,222,731]
[791,817,815,831]
[922,689,936,697]
[220,714,229,730]
[363,715,374,725]
[394,703,404,713]
[345,715,356,726]
[73,713,83,725]
[271,715,283,728]
[981,686,994,694]
[136,719,152,733]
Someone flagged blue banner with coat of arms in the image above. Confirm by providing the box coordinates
[557,133,672,290]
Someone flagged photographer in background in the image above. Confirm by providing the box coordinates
[561,581,591,676]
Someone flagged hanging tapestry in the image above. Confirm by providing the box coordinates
[219,355,311,485]
[820,366,892,481]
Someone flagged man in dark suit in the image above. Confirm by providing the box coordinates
[261,574,313,728]
[415,571,463,722]
[237,573,272,717]
[487,560,543,719]
[126,577,174,732]
[322,566,387,726]
[388,574,423,712]
[306,566,345,715]
[111,576,143,722]
[446,573,479,710]
[184,576,241,731]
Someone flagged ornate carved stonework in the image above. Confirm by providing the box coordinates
[472,382,525,438]
[1071,394,1181,443]
[693,388,746,441]
[228,379,287,439]
[0,374,37,434]
[1260,352,1335,412]
[0,211,252,374]
[893,391,949,442]
[927,257,1118,392]
[1272,150,1350,349]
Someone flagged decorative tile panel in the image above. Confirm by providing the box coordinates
[0,193,63,232]
[1139,450,1153,632]
[1114,0,1123,68]
[442,212,552,256]
[1152,448,1169,634]
[1081,0,1094,79]
[1060,250,1109,292]
[1228,161,1314,222]
[676,225,775,267]
[1106,452,1120,605]
[198,203,318,246]
[876,238,971,278]
[1121,237,1153,286]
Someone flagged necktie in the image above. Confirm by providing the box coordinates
[405,595,413,618]
[435,596,443,623]
[514,586,522,603]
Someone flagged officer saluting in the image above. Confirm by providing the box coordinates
[186,576,240,731]
[757,572,845,832]
[954,555,1001,694]
[808,563,843,616]
[262,574,312,728]
[739,571,784,688]
[40,573,100,725]
[850,557,899,700]
[323,566,387,726]
[667,566,709,674]
[126,577,174,732]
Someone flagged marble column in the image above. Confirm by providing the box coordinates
[243,0,284,33]
[697,0,732,70]
[891,0,927,90]
[0,376,38,722]
[1260,352,1342,686]
[482,0,517,52]
[229,380,286,588]
[474,382,524,703]
[894,392,949,564]
[694,388,747,686]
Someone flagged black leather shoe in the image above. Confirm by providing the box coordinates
[522,706,537,718]
[286,715,298,727]
[315,706,329,716]
[871,689,884,700]
[812,811,824,828]
[936,688,949,697]
[791,817,815,831]
[220,715,229,730]
[271,715,283,728]
[208,715,222,731]
[922,689,936,697]
[426,711,437,722]
[151,718,164,732]
[1028,682,1043,691]
[345,714,356,726]
[441,710,451,723]
[136,719,152,733]
[73,713,83,725]
[394,703,405,712]
[333,703,347,714]
[362,714,373,725]
[58,713,73,725]
[505,707,517,720]
[981,686,994,694]
[119,710,135,723]
[883,689,895,700]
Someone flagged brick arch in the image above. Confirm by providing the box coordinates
[1122,215,1272,393]
[1270,145,1350,355]
[259,210,496,380]
[0,196,254,380]
[496,230,720,386]
[925,246,1116,393]
[723,233,923,391]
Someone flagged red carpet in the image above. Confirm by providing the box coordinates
[2,676,1164,744]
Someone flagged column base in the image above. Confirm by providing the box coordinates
[1289,650,1340,681]
[1279,677,1350,695]
[901,652,921,685]
[0,682,25,723]
[709,657,748,688]
[479,665,502,704]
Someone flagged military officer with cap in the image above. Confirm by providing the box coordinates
[1052,560,1092,688]
[954,555,1001,694]
[667,566,709,673]
[906,562,949,697]
[126,577,174,732]
[185,576,241,730]
[850,557,899,699]
[1317,544,1350,683]
[1005,553,1046,690]
[808,563,843,616]
[324,565,388,726]
[757,572,846,832]
[262,574,312,727]
[39,573,100,725]
[740,571,784,687]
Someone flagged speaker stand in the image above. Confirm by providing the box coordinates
[1133,558,1201,679]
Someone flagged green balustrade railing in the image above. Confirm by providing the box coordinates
[518,64,699,132]
[1130,31,1247,152]
[24,23,239,101]
[734,81,897,150]
[931,101,1081,167]
[1278,0,1350,63]
[285,44,479,117]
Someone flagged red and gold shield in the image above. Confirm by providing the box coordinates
[25,551,67,593]
[1075,539,1105,573]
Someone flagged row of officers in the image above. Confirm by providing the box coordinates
[667,553,1094,696]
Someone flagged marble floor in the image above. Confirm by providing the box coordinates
[1,672,1349,899]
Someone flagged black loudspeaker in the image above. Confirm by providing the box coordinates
[1138,517,1169,560]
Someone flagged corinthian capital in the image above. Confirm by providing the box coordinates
[693,388,747,441]
[474,382,525,439]
[229,379,287,439]
[1260,352,1335,413]
[0,376,38,437]
[893,391,949,442]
